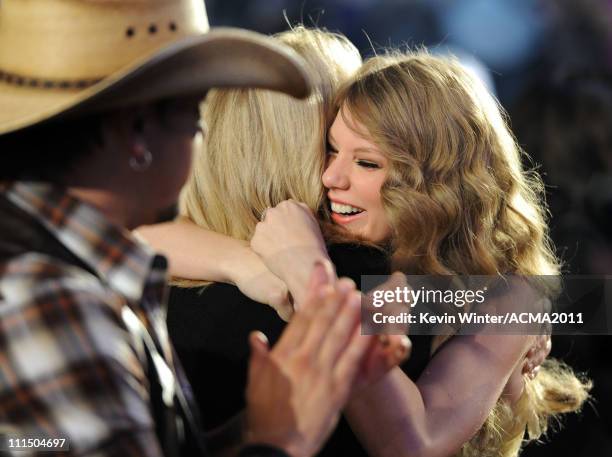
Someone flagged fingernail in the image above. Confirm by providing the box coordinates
[253,331,269,345]
[400,335,410,349]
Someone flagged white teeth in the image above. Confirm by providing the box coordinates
[331,202,364,215]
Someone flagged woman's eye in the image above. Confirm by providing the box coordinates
[357,160,380,169]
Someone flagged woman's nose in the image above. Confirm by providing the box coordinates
[322,154,350,190]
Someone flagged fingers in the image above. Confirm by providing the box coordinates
[522,334,551,378]
[359,335,411,384]
[380,335,412,370]
[363,271,409,335]
[301,278,356,356]
[333,325,375,396]
[318,289,363,369]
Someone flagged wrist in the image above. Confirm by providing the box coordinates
[221,241,253,285]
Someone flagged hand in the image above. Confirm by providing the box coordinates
[252,200,326,260]
[522,334,551,379]
[245,263,374,457]
[251,200,333,305]
[501,334,551,404]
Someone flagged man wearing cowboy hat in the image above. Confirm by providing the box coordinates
[0,1,407,456]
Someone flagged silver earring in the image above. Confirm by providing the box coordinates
[129,149,153,172]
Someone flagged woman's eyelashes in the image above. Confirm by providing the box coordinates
[326,145,381,170]
[356,160,381,169]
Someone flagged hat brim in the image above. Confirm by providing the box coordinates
[0,27,312,135]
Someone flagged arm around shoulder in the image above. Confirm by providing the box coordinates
[135,217,250,283]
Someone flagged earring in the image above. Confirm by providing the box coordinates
[129,148,153,172]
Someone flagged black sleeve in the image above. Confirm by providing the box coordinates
[238,444,290,457]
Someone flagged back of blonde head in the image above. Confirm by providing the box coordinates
[179,26,361,245]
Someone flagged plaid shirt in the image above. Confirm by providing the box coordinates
[0,182,184,456]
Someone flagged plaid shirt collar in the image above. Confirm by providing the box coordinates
[3,181,168,306]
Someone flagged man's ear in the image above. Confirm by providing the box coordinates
[98,106,151,160]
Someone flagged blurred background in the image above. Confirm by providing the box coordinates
[206,0,612,455]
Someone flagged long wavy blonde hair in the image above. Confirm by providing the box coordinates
[176,26,361,287]
[335,51,590,457]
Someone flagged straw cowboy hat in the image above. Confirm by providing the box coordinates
[0,0,311,136]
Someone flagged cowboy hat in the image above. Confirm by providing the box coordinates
[0,0,312,136]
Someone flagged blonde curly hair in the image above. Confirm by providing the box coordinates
[335,51,591,457]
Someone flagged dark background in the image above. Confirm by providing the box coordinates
[206,0,612,455]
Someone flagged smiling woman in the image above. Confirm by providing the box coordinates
[249,50,591,457]
[349,51,590,457]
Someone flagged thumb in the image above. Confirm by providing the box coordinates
[248,331,270,378]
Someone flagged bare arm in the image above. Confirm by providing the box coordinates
[135,219,292,319]
[344,333,533,457]
[135,218,249,282]
[344,276,549,457]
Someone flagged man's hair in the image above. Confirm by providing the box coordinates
[0,100,180,183]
